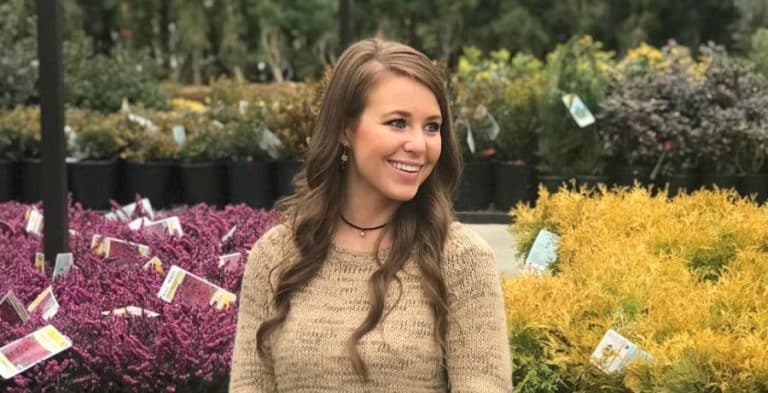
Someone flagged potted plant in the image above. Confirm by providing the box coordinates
[207,78,275,208]
[697,45,768,193]
[11,106,42,203]
[537,36,614,192]
[0,109,23,202]
[266,82,318,199]
[65,110,126,210]
[450,47,503,211]
[120,110,180,208]
[493,53,546,211]
[221,117,275,208]
[177,114,228,207]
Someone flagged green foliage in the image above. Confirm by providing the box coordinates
[0,106,40,159]
[120,111,180,163]
[537,36,614,177]
[65,31,168,113]
[0,0,38,109]
[749,28,768,77]
[67,111,128,161]
[452,47,546,163]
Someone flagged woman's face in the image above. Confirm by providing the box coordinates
[343,72,443,204]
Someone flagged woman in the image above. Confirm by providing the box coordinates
[230,39,512,392]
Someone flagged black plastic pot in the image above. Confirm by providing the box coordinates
[0,159,18,202]
[275,159,302,199]
[20,159,42,203]
[179,161,225,206]
[227,160,275,208]
[700,173,740,191]
[68,160,119,210]
[662,173,700,198]
[740,173,768,204]
[455,161,493,211]
[121,160,176,208]
[613,165,653,188]
[493,161,533,211]
[537,175,569,194]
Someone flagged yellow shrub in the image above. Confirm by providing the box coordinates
[505,186,768,392]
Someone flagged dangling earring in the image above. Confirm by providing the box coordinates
[340,147,349,168]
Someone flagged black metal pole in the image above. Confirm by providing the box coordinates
[36,0,68,259]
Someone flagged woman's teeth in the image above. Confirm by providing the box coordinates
[388,160,421,173]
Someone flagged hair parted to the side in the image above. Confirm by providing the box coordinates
[256,38,462,381]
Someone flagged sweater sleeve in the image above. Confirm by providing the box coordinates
[229,227,281,393]
[443,224,513,392]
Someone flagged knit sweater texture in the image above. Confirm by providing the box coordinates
[229,222,512,392]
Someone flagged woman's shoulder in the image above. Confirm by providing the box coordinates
[248,222,297,265]
[444,221,494,260]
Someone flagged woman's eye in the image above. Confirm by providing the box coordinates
[425,122,441,133]
[387,119,406,128]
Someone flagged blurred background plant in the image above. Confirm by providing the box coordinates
[537,36,614,177]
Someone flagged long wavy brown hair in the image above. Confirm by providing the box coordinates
[256,38,462,381]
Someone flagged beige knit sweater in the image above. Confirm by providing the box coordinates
[229,222,512,392]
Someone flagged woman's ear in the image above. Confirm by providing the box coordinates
[340,126,353,147]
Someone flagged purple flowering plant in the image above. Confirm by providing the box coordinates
[0,198,277,392]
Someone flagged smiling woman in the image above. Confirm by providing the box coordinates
[230,39,512,392]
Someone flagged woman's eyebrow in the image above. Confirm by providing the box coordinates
[382,110,442,121]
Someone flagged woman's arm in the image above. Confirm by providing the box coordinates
[229,232,279,392]
[443,226,513,392]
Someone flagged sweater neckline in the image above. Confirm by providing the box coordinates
[329,243,390,259]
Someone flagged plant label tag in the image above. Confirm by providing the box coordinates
[590,329,652,373]
[0,291,30,325]
[52,253,74,282]
[34,252,45,274]
[218,252,243,268]
[24,208,43,237]
[129,217,183,237]
[26,287,59,321]
[158,265,237,310]
[142,256,165,275]
[172,125,187,147]
[562,94,595,128]
[259,129,284,160]
[525,229,561,275]
[221,225,236,244]
[91,235,150,261]
[102,306,159,318]
[0,325,72,379]
[106,198,155,222]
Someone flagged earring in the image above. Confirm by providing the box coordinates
[340,145,349,167]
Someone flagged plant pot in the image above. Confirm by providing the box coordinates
[179,161,225,207]
[20,158,42,203]
[740,173,768,204]
[537,175,569,194]
[227,160,275,208]
[576,175,610,191]
[493,161,534,211]
[613,165,654,189]
[700,173,740,191]
[68,160,119,210]
[455,161,493,211]
[0,159,18,202]
[121,160,176,208]
[275,159,302,199]
[662,173,700,198]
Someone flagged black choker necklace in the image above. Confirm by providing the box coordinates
[340,214,387,238]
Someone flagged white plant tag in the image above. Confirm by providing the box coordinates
[0,325,72,379]
[52,253,74,282]
[524,229,561,275]
[172,125,187,147]
[562,94,596,127]
[590,329,653,373]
